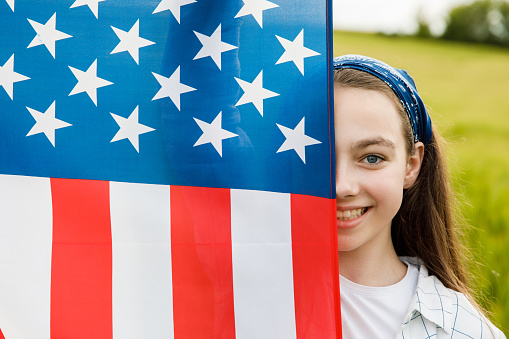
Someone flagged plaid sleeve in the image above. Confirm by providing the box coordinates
[399,290,506,338]
[449,292,506,339]
[398,258,506,339]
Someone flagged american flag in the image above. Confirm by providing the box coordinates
[0,0,339,338]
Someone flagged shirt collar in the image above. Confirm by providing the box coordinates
[400,257,454,333]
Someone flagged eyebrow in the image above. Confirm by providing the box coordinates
[350,137,396,151]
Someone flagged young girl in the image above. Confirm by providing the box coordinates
[333,55,506,339]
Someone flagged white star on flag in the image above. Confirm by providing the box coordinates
[27,13,72,58]
[235,0,279,28]
[193,112,238,157]
[275,29,320,75]
[69,59,113,106]
[152,66,196,110]
[0,54,30,100]
[153,0,196,24]
[276,117,321,164]
[26,101,72,147]
[70,0,106,19]
[5,0,14,11]
[110,106,155,153]
[111,20,155,65]
[193,24,237,70]
[235,71,279,116]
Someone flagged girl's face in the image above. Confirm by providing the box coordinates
[334,86,423,255]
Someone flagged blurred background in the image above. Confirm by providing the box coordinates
[332,0,509,334]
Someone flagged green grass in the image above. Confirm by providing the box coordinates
[333,31,509,333]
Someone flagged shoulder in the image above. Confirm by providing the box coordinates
[447,288,506,338]
[398,257,506,339]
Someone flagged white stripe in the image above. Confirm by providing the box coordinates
[110,182,173,339]
[0,175,52,339]
[231,189,297,339]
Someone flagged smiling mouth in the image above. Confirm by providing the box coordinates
[337,208,368,221]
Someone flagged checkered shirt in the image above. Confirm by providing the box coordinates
[398,257,506,339]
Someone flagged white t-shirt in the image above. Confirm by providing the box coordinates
[340,262,419,339]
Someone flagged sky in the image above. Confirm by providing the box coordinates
[333,0,474,35]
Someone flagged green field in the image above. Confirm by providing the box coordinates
[333,31,509,333]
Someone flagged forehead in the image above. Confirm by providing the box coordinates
[333,86,404,145]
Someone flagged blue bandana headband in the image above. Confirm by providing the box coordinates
[333,54,433,145]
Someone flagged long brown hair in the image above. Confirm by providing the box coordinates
[334,68,476,303]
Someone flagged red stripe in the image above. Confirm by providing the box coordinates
[0,328,4,339]
[50,178,112,338]
[171,186,236,339]
[291,195,341,339]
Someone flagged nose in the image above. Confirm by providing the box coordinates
[335,161,360,199]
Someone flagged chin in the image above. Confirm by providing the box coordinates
[337,237,360,253]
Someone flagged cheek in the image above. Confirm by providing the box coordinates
[364,171,404,210]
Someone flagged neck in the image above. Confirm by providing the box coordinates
[339,233,406,287]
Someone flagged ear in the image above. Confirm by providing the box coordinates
[404,142,424,189]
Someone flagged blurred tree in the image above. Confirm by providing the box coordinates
[416,21,432,38]
[416,9,433,38]
[442,0,509,47]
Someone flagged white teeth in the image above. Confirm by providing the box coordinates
[337,208,367,221]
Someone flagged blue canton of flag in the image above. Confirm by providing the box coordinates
[0,0,333,198]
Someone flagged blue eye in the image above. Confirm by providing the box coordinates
[364,155,382,164]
